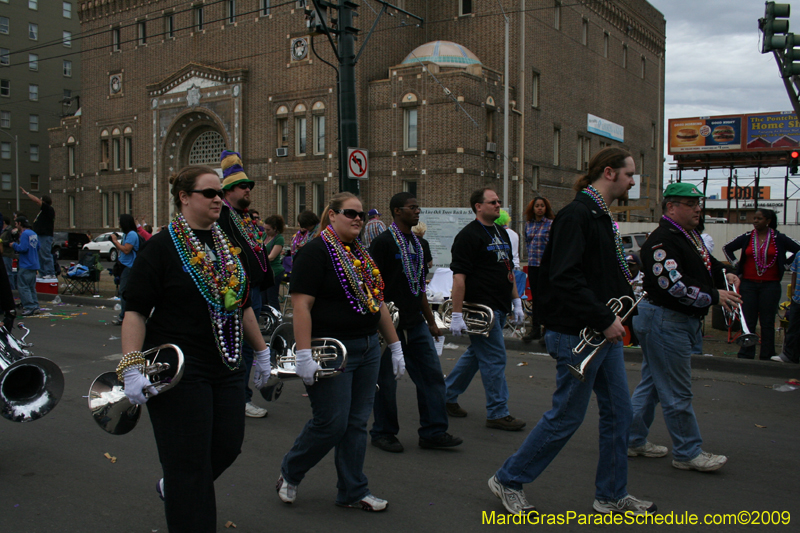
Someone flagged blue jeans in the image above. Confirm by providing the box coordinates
[738,279,781,360]
[17,268,39,313]
[241,287,263,403]
[445,310,510,420]
[118,265,132,321]
[495,330,631,501]
[281,333,381,504]
[371,318,449,440]
[3,256,15,290]
[38,235,54,277]
[629,300,703,462]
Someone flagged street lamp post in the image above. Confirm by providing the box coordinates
[0,129,19,211]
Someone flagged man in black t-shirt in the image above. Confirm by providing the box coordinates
[444,187,526,432]
[216,151,273,419]
[21,189,55,278]
[368,193,463,453]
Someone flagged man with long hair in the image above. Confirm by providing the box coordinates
[489,147,656,516]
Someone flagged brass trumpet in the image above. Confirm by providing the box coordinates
[259,322,348,402]
[568,292,647,382]
[721,268,758,348]
[88,344,184,435]
[438,300,495,337]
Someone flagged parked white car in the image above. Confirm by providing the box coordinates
[82,232,124,262]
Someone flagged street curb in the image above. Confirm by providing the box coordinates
[446,334,800,380]
[32,291,119,307]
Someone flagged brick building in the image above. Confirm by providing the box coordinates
[1,0,81,219]
[50,0,665,235]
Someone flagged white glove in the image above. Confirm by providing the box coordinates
[389,341,405,379]
[295,348,321,386]
[253,347,271,389]
[450,312,467,336]
[123,368,158,405]
[512,298,525,326]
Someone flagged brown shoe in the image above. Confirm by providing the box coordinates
[446,402,467,417]
[486,415,526,431]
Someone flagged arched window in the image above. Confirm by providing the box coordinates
[67,136,76,176]
[401,93,418,151]
[100,129,110,169]
[276,106,289,148]
[188,130,225,165]
[294,103,307,155]
[111,127,121,170]
[123,126,133,169]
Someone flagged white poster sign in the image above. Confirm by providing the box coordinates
[419,208,476,271]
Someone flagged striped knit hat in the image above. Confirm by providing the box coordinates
[220,150,255,190]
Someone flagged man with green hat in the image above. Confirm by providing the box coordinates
[627,182,741,472]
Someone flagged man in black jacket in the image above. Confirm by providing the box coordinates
[628,182,740,472]
[217,150,273,419]
[489,147,656,516]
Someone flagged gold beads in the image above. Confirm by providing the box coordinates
[353,259,362,267]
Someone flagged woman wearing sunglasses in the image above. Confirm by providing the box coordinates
[119,165,270,532]
[277,192,405,512]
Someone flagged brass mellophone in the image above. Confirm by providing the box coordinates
[721,268,759,348]
[437,300,495,337]
[567,292,647,382]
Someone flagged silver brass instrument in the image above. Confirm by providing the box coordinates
[438,300,495,337]
[260,322,348,402]
[1,323,64,423]
[88,344,184,435]
[722,268,759,348]
[568,292,647,382]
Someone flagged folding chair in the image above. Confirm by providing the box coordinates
[504,270,529,339]
[61,251,101,295]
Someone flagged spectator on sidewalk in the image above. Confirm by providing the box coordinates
[11,216,40,316]
[0,216,16,290]
[110,214,140,325]
[20,188,56,279]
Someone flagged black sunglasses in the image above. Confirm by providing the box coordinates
[237,182,254,190]
[190,188,224,199]
[336,209,367,220]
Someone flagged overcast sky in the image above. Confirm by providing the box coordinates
[648,0,799,196]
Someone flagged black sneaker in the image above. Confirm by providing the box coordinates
[446,402,467,417]
[486,415,526,431]
[371,435,404,453]
[419,432,464,449]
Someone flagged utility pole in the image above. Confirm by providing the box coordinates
[309,1,423,194]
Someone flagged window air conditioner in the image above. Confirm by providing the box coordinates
[486,142,497,153]
[99,162,109,170]
[276,147,288,157]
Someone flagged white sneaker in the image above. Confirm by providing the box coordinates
[771,353,795,363]
[245,402,267,418]
[336,493,388,512]
[627,441,668,458]
[672,451,727,472]
[593,494,656,515]
[276,475,297,504]
[488,475,536,515]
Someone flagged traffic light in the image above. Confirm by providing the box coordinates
[790,151,799,174]
[785,33,800,76]
[762,2,791,53]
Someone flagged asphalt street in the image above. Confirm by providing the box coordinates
[1,298,799,532]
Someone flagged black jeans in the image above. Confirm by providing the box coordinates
[147,366,245,533]
[527,266,541,328]
[738,279,782,360]
[782,301,800,363]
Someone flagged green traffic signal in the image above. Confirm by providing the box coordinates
[763,2,792,53]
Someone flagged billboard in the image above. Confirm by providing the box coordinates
[668,111,800,155]
[668,116,742,153]
[720,186,771,200]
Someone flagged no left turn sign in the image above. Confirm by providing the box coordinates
[347,148,369,180]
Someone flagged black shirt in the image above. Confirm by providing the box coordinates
[124,229,250,377]
[450,219,514,313]
[33,203,55,237]
[642,218,726,318]
[369,228,426,330]
[218,205,273,290]
[290,236,381,339]
[419,236,432,277]
[539,193,634,335]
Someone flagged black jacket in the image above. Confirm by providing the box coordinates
[538,193,633,336]
[642,218,727,318]
[218,205,274,290]
[722,230,800,279]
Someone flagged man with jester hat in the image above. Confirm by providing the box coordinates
[217,150,274,418]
